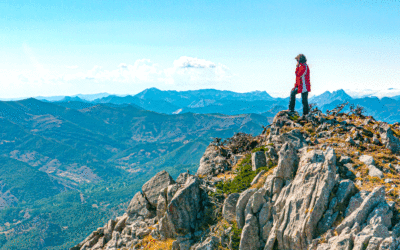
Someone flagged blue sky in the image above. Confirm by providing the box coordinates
[1,0,399,98]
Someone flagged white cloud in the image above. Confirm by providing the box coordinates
[173,56,216,69]
[164,56,231,86]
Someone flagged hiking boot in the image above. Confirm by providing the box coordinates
[301,114,309,121]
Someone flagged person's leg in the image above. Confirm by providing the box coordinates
[302,92,309,115]
[289,88,297,112]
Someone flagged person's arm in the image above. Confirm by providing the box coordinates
[293,64,303,90]
[295,64,305,77]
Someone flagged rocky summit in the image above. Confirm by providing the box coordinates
[72,108,400,250]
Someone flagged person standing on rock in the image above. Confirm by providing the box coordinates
[288,54,311,116]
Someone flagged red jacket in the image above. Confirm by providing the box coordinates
[295,63,311,94]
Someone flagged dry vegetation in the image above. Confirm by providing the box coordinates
[134,235,175,250]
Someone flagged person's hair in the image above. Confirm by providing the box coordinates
[295,54,307,64]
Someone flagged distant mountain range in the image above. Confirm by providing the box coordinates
[42,88,400,123]
[0,97,270,249]
[0,97,270,211]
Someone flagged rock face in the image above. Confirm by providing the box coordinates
[222,193,240,223]
[197,145,230,176]
[159,176,206,237]
[142,170,175,207]
[273,142,299,181]
[264,147,337,250]
[379,124,400,153]
[72,172,208,250]
[239,214,260,250]
[236,189,257,229]
[251,151,266,171]
[73,110,400,250]
[126,192,152,218]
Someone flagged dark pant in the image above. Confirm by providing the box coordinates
[289,88,309,115]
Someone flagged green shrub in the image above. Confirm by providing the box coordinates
[231,222,242,250]
[289,115,300,121]
[216,154,272,194]
[251,146,267,153]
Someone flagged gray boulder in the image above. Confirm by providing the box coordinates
[379,124,400,153]
[126,192,152,218]
[251,151,267,171]
[392,223,400,238]
[273,142,299,181]
[353,235,373,250]
[261,220,274,242]
[328,230,354,250]
[156,189,168,220]
[159,176,205,238]
[317,209,339,235]
[142,170,175,207]
[236,189,256,229]
[360,155,376,166]
[259,201,272,229]
[222,193,240,223]
[239,214,260,250]
[197,145,230,176]
[368,165,384,179]
[166,184,180,204]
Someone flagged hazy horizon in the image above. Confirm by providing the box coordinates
[3,87,400,102]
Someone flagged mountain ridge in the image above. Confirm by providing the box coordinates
[72,108,400,250]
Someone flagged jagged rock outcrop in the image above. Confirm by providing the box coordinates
[236,189,257,229]
[159,176,207,238]
[239,214,260,250]
[126,192,152,218]
[142,170,175,207]
[72,171,209,250]
[223,193,240,223]
[197,145,230,177]
[73,109,400,250]
[379,124,400,153]
[264,147,337,250]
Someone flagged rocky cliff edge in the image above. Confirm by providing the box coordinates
[72,108,400,250]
